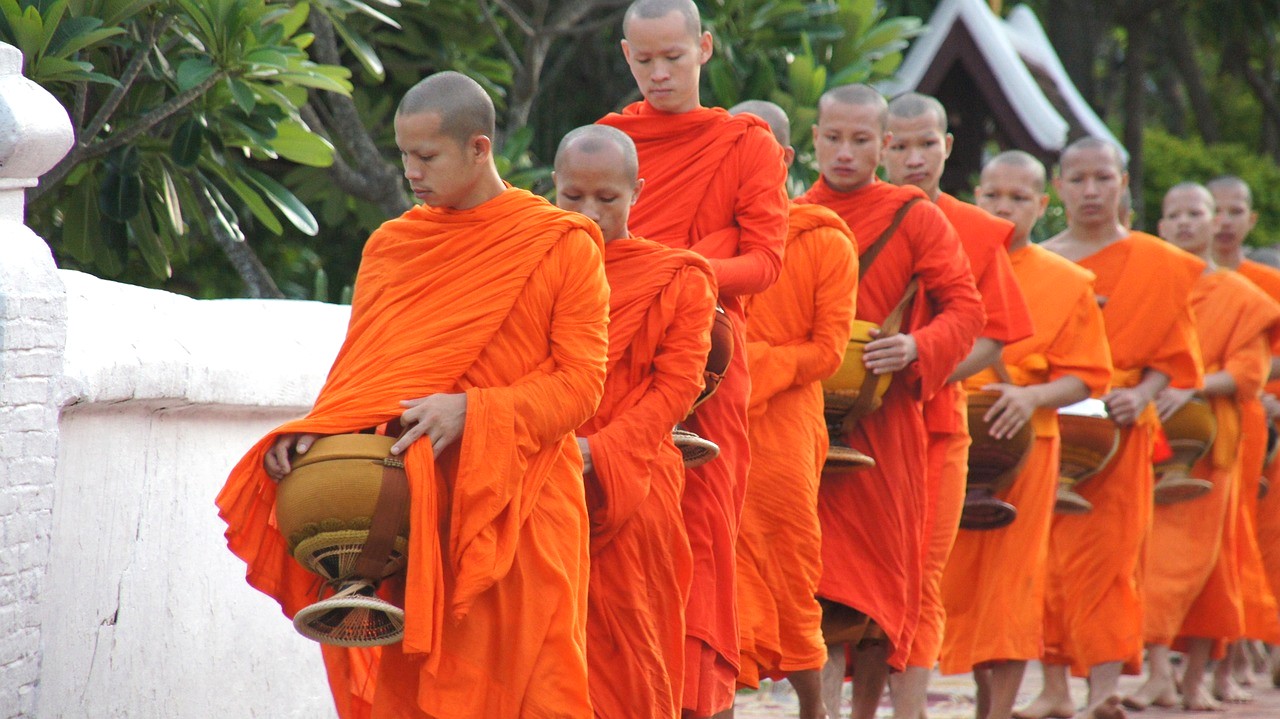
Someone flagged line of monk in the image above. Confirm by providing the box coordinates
[215,1,1280,717]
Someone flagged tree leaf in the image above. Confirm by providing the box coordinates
[269,119,334,167]
[241,165,318,236]
[326,9,384,80]
[170,117,205,167]
[227,77,256,114]
[158,166,185,235]
[98,167,143,221]
[129,210,172,278]
[60,178,100,264]
[176,56,217,91]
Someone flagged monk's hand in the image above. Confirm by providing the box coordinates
[1154,387,1197,423]
[394,393,468,456]
[1101,386,1152,427]
[980,383,1038,440]
[1263,393,1280,421]
[263,433,321,481]
[577,437,594,475]
[863,330,918,375]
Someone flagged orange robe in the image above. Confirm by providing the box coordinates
[216,188,609,719]
[910,193,1034,669]
[1162,269,1280,649]
[736,203,858,688]
[798,177,985,670]
[1234,260,1280,636]
[599,101,788,714]
[577,237,717,719]
[940,245,1111,674]
[1042,232,1203,677]
[1143,270,1277,648]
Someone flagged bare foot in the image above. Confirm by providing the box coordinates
[1083,696,1126,719]
[1211,676,1250,704]
[1014,694,1075,719]
[1123,672,1179,710]
[1183,684,1223,712]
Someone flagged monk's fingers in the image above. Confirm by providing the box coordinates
[399,396,430,409]
[294,433,319,455]
[263,442,289,480]
[390,420,430,455]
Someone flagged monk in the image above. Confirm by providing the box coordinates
[1125,183,1280,712]
[555,124,718,719]
[1015,138,1204,719]
[939,151,1112,719]
[1208,175,1280,691]
[216,72,610,718]
[727,100,857,719]
[883,93,1035,719]
[796,83,985,719]
[599,2,789,715]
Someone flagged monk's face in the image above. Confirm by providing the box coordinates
[1158,187,1216,257]
[975,163,1048,244]
[1211,183,1257,253]
[554,147,643,242]
[1054,147,1128,229]
[395,111,491,209]
[622,11,712,114]
[883,112,952,198]
[813,101,888,193]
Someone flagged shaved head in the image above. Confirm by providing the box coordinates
[624,0,701,37]
[818,84,887,130]
[887,92,947,133]
[1207,175,1253,209]
[729,100,791,147]
[1058,136,1126,174]
[1163,181,1215,210]
[397,71,495,146]
[982,150,1046,192]
[554,124,639,181]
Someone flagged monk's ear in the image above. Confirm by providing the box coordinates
[943,132,954,160]
[782,146,796,169]
[1036,192,1050,219]
[469,134,492,162]
[1249,210,1260,233]
[1119,171,1130,191]
[621,39,631,63]
[697,31,713,64]
[632,177,645,206]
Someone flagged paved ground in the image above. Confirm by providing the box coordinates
[734,664,1280,718]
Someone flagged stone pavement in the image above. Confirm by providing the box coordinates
[734,664,1280,718]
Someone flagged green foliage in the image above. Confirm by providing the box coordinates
[1141,128,1280,245]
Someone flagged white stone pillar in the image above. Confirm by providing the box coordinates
[0,42,74,719]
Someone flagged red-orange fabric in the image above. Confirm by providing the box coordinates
[909,194,1035,669]
[217,188,609,718]
[736,203,858,688]
[599,100,789,714]
[798,176,985,670]
[942,245,1112,674]
[577,237,717,718]
[1043,232,1204,677]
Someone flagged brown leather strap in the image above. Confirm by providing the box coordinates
[352,455,409,584]
[845,277,919,423]
[859,197,923,279]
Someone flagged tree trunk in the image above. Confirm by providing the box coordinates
[1124,14,1149,228]
[194,190,284,299]
[1047,0,1107,109]
[1161,4,1219,142]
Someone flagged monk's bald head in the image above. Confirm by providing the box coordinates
[817,84,887,130]
[397,71,495,147]
[729,100,791,148]
[1207,175,1253,209]
[623,0,701,38]
[1057,136,1127,175]
[1162,182,1215,212]
[982,150,1046,193]
[887,92,947,133]
[554,124,639,181]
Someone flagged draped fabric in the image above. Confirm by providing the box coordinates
[798,176,985,670]
[217,188,610,718]
[941,245,1111,674]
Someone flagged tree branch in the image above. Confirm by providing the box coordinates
[478,0,524,69]
[192,185,284,299]
[81,16,175,145]
[1161,4,1219,142]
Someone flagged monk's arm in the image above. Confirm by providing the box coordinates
[792,227,858,384]
[586,267,716,456]
[477,230,609,444]
[704,130,787,297]
[982,376,1089,441]
[946,338,1003,384]
[1107,369,1169,426]
[1271,356,1280,381]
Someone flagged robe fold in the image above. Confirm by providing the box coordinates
[798,176,985,670]
[736,203,858,688]
[1042,232,1203,677]
[1143,270,1278,647]
[577,237,718,719]
[910,194,1035,669]
[599,100,788,715]
[940,245,1111,675]
[217,187,610,719]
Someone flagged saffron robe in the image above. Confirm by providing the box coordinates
[940,245,1111,674]
[577,237,717,719]
[911,193,1034,669]
[736,203,858,688]
[1143,270,1277,646]
[216,188,610,719]
[599,101,788,713]
[798,176,985,670]
[1042,232,1203,677]
[1234,260,1280,630]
